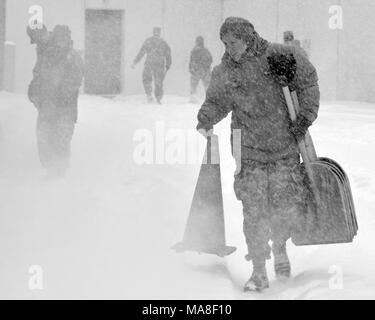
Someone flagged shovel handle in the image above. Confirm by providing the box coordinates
[282,87,311,164]
[290,91,318,161]
[283,87,320,204]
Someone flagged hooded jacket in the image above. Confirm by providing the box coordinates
[36,27,84,122]
[197,29,319,163]
[189,38,213,75]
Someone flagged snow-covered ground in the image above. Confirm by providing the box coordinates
[0,92,374,300]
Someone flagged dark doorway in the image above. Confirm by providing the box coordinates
[0,0,6,90]
[85,10,123,95]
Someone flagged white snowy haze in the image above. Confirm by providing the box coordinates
[1,0,375,300]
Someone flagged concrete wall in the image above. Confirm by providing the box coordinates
[4,0,375,102]
[224,0,375,102]
[159,0,222,96]
[276,0,339,100]
[223,0,339,100]
[338,0,375,102]
[3,41,15,91]
[5,0,85,93]
[4,0,222,96]
[0,0,6,90]
[123,0,222,96]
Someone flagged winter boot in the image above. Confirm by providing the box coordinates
[273,244,291,280]
[147,95,153,103]
[244,262,269,292]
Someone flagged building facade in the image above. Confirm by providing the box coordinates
[224,0,375,102]
[0,0,5,90]
[1,0,375,102]
[2,0,223,96]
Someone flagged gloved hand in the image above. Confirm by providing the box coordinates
[289,114,312,142]
[196,123,213,138]
[198,128,213,138]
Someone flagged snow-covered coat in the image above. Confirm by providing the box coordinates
[134,36,172,70]
[189,44,213,76]
[37,45,84,122]
[197,42,320,163]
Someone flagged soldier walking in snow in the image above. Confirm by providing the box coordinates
[283,30,308,59]
[196,17,320,291]
[189,36,213,104]
[132,27,172,104]
[27,25,84,179]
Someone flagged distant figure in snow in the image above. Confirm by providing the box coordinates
[197,17,320,292]
[189,36,213,104]
[27,25,84,179]
[283,30,308,58]
[27,24,51,107]
[132,27,172,104]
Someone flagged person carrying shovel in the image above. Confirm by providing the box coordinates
[196,17,320,292]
